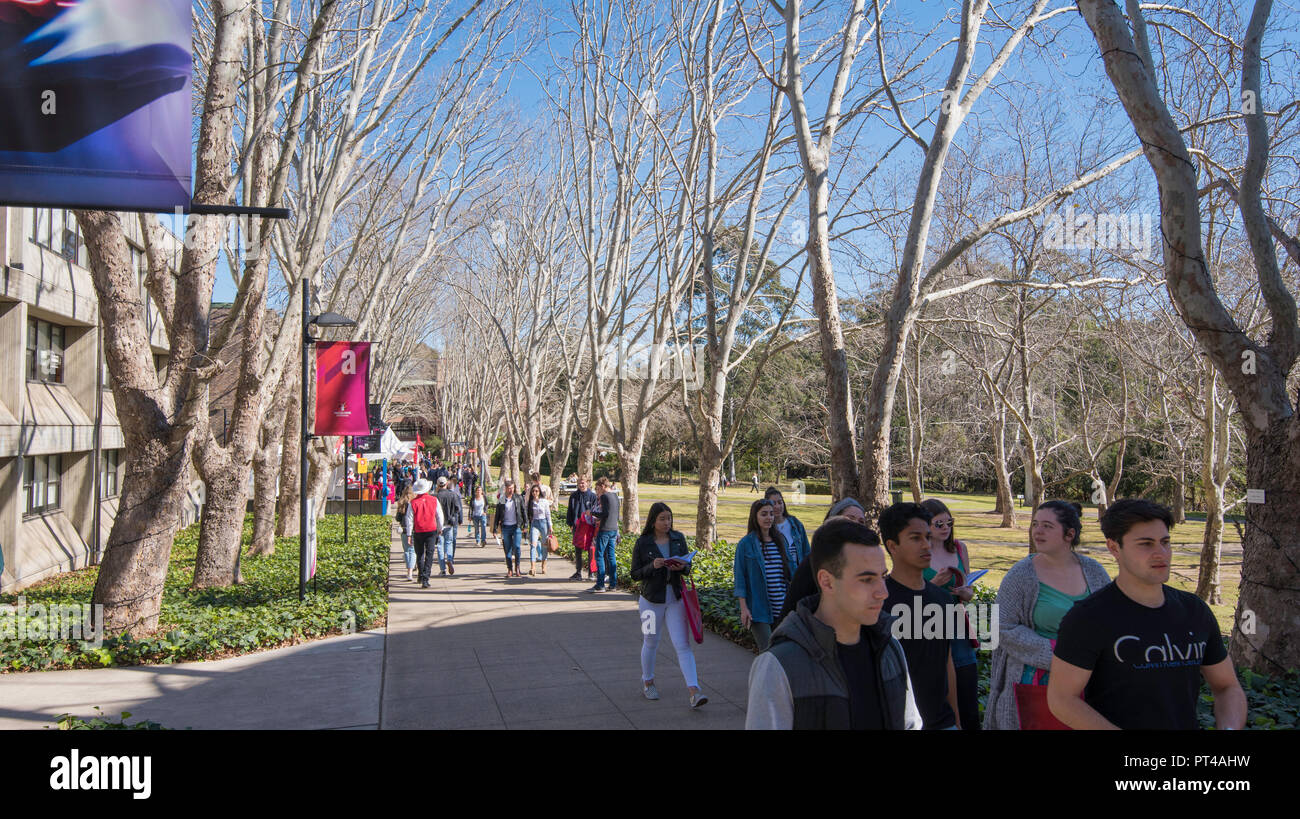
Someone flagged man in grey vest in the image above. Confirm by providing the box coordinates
[746,517,921,730]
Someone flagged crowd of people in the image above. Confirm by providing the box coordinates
[389,456,1245,728]
[741,494,1247,731]
[392,457,478,587]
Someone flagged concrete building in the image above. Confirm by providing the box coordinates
[0,207,194,592]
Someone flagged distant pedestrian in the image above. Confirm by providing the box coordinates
[751,474,759,492]
[631,502,706,708]
[470,486,488,547]
[435,476,463,576]
[588,477,620,592]
[395,486,417,582]
[492,479,529,578]
[527,482,552,576]
[566,475,599,581]
[404,478,444,588]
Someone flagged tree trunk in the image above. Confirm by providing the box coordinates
[275,364,302,537]
[90,437,194,635]
[1172,459,1186,524]
[992,409,1016,527]
[249,440,278,556]
[1195,482,1224,605]
[695,440,723,548]
[193,463,247,587]
[1231,419,1300,673]
[1197,370,1230,604]
[576,388,600,478]
[619,448,642,533]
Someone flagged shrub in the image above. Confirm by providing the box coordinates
[55,708,169,730]
[1,515,389,672]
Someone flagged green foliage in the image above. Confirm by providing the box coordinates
[1,515,389,672]
[1198,665,1299,730]
[55,707,170,730]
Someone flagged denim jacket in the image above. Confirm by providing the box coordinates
[733,529,809,625]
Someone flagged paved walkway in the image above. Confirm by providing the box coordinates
[381,532,754,729]
[0,530,757,730]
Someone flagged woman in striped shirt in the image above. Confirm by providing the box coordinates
[733,498,805,651]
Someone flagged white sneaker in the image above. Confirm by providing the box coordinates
[690,691,708,709]
[642,683,660,701]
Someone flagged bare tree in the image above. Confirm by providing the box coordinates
[1078,0,1300,671]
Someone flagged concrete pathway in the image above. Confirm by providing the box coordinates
[0,530,757,730]
[380,533,755,729]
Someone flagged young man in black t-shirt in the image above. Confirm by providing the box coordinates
[1048,499,1246,730]
[880,502,959,730]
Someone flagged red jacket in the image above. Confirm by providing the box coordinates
[410,494,443,533]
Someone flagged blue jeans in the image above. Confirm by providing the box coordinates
[595,529,618,589]
[530,519,551,563]
[473,514,487,546]
[439,525,457,571]
[501,524,522,570]
[400,528,415,570]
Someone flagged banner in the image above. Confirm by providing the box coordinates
[0,0,193,210]
[314,341,370,436]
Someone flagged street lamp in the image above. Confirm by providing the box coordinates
[300,278,356,601]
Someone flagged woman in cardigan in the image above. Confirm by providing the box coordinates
[630,502,707,708]
[733,498,805,651]
[984,500,1111,729]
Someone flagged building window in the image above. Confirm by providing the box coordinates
[100,449,120,499]
[24,454,62,516]
[26,317,65,383]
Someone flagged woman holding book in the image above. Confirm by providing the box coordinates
[630,502,707,708]
[920,498,980,730]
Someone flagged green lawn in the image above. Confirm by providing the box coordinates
[539,477,1242,634]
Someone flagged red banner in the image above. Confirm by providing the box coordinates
[315,341,371,435]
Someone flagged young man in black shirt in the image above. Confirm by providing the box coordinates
[746,518,920,729]
[880,502,960,730]
[1048,499,1246,730]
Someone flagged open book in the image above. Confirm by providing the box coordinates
[664,551,696,566]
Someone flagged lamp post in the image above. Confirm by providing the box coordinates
[300,278,357,601]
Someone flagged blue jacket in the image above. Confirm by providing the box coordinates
[733,528,809,625]
[779,515,811,558]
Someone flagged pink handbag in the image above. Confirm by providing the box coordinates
[680,576,703,644]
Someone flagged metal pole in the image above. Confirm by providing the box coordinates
[344,435,350,544]
[299,278,310,602]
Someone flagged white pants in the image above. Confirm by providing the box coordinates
[638,593,699,689]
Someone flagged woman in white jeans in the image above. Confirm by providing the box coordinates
[629,502,707,708]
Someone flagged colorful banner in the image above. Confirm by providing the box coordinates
[0,0,193,209]
[314,341,370,436]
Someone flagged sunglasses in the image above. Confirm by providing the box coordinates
[932,520,953,528]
